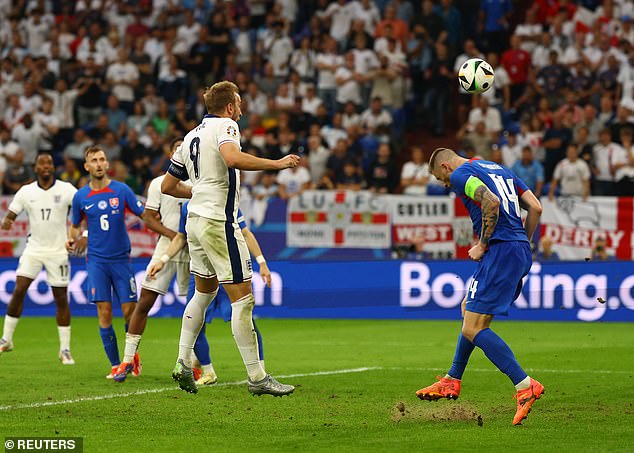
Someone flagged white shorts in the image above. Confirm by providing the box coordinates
[141,259,190,296]
[16,253,69,287]
[186,214,252,284]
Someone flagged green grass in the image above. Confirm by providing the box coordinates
[1,318,633,452]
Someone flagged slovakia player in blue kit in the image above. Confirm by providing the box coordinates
[146,202,269,386]
[416,148,545,426]
[66,147,148,378]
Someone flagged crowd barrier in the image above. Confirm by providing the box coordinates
[0,258,631,322]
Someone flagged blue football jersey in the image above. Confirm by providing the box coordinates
[178,202,246,235]
[450,159,529,243]
[72,181,145,260]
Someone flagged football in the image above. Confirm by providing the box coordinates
[458,58,495,94]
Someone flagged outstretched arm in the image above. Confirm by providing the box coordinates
[1,210,17,230]
[146,233,188,279]
[242,226,271,287]
[161,172,193,199]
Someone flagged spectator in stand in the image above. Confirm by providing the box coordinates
[610,105,634,143]
[501,34,532,103]
[337,159,364,190]
[457,120,493,159]
[591,236,615,261]
[479,0,513,54]
[616,127,634,195]
[425,42,453,136]
[3,152,35,195]
[0,127,21,192]
[511,146,545,195]
[277,157,311,200]
[324,0,356,45]
[335,52,364,109]
[501,130,522,167]
[326,138,351,186]
[400,145,430,195]
[11,114,43,166]
[58,157,83,187]
[467,96,502,139]
[542,111,573,181]
[360,97,392,136]
[106,48,139,114]
[105,95,127,139]
[315,36,343,114]
[549,144,591,200]
[321,113,348,150]
[306,134,331,186]
[365,143,398,193]
[375,4,409,46]
[414,0,444,43]
[341,101,362,129]
[253,171,279,201]
[515,8,542,53]
[536,235,559,261]
[535,50,569,108]
[592,128,627,195]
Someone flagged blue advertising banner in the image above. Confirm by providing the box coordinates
[0,258,632,322]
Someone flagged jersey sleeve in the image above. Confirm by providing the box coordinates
[167,143,189,181]
[71,191,83,226]
[66,183,78,209]
[513,174,530,195]
[450,166,481,200]
[8,188,25,216]
[178,202,188,235]
[237,209,247,229]
[122,184,145,216]
[145,178,161,211]
[217,119,241,147]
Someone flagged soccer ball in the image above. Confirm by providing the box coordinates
[458,58,495,94]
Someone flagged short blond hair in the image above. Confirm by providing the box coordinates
[203,81,239,115]
[429,147,457,172]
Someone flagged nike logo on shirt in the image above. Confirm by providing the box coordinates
[85,204,95,210]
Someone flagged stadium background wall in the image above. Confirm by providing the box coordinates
[0,258,632,323]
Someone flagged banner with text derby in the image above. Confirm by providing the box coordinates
[1,258,633,322]
[0,196,158,257]
[540,197,634,260]
[287,191,391,248]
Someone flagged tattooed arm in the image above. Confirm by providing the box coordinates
[468,183,500,261]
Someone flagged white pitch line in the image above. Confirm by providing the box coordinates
[0,367,383,412]
[389,367,634,375]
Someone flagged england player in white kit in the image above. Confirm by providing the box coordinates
[113,138,192,382]
[162,81,299,395]
[0,154,77,364]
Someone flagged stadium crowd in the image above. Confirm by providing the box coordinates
[0,0,633,201]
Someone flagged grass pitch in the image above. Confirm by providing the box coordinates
[1,317,633,452]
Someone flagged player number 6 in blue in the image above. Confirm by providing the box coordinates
[100,214,110,231]
[189,137,201,179]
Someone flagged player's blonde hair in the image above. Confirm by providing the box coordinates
[203,81,240,115]
[429,147,458,172]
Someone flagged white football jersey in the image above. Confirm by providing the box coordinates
[145,174,190,262]
[171,115,241,222]
[8,180,77,255]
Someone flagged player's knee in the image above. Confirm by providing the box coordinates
[461,325,480,342]
[96,304,113,322]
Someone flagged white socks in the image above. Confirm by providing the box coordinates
[58,326,71,351]
[2,315,19,342]
[515,376,531,391]
[178,289,217,367]
[123,333,141,363]
[231,294,266,382]
[201,363,215,375]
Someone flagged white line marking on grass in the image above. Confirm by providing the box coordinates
[390,367,634,375]
[0,367,383,412]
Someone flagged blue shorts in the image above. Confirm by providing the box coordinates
[87,258,137,304]
[186,274,232,323]
[465,241,532,316]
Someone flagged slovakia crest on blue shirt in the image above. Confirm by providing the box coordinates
[109,197,119,209]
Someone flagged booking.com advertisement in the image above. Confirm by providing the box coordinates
[0,258,632,322]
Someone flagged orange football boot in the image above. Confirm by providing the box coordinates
[416,376,461,401]
[513,378,545,425]
[132,352,142,377]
